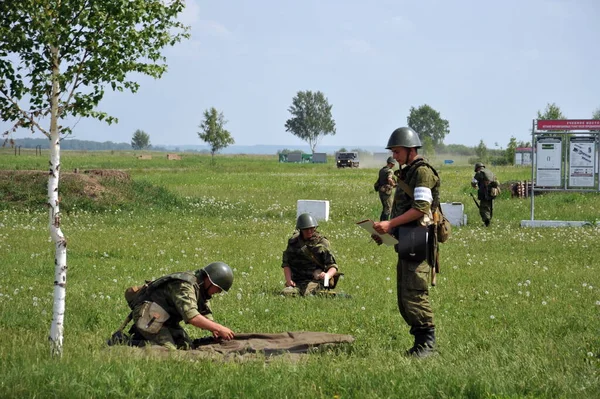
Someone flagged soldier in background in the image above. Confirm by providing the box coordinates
[376,156,397,221]
[471,162,495,227]
[281,213,341,296]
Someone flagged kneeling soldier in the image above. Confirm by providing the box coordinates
[113,262,235,349]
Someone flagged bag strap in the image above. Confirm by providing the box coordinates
[301,245,324,269]
[437,203,446,217]
[396,179,413,197]
[395,161,444,216]
[395,160,439,198]
[146,272,197,295]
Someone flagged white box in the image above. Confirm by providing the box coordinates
[440,202,466,226]
[297,200,330,222]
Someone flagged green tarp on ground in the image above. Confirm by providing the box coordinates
[109,331,355,361]
[193,332,354,355]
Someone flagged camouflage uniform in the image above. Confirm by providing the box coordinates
[131,272,214,349]
[377,164,395,221]
[391,157,440,343]
[472,168,496,226]
[281,231,339,296]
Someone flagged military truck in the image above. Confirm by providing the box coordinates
[336,152,359,168]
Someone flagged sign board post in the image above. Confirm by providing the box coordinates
[524,119,600,227]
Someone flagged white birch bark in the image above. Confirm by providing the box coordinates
[47,45,67,357]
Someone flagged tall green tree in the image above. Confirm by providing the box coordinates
[406,104,450,146]
[506,136,517,165]
[198,107,235,164]
[537,103,568,140]
[475,139,488,162]
[131,129,151,150]
[0,0,188,356]
[537,103,566,120]
[285,90,336,153]
[421,136,435,158]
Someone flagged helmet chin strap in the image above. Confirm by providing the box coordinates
[402,148,413,166]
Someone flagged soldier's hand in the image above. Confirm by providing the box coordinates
[373,221,391,234]
[371,234,383,246]
[213,326,234,341]
[285,280,296,287]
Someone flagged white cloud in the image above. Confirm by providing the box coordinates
[543,0,573,18]
[389,15,416,32]
[167,38,204,59]
[342,39,374,54]
[521,48,540,61]
[198,20,233,39]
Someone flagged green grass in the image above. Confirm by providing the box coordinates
[0,150,598,398]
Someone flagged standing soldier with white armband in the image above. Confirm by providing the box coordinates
[372,127,441,358]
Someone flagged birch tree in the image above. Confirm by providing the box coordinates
[0,0,188,356]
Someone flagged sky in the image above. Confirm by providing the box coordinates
[4,0,600,151]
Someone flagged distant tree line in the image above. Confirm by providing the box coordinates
[7,137,170,151]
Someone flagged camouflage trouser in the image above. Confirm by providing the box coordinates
[479,199,493,223]
[281,281,329,297]
[379,192,393,221]
[396,257,434,331]
[132,303,192,350]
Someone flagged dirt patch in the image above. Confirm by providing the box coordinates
[83,169,130,181]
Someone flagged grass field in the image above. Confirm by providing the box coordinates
[0,149,598,398]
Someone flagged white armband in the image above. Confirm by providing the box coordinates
[413,186,433,203]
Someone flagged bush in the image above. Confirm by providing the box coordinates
[489,156,510,166]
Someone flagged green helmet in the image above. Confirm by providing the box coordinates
[296,213,318,230]
[202,261,234,292]
[474,162,485,172]
[386,127,422,149]
[386,156,396,165]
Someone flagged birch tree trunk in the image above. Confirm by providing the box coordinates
[48,45,67,357]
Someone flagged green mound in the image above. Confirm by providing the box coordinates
[0,169,184,212]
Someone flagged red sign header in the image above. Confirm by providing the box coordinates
[537,119,600,130]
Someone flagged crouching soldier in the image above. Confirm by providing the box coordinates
[110,262,235,349]
[281,213,342,296]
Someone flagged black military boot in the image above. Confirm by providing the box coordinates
[407,327,436,358]
[484,219,490,227]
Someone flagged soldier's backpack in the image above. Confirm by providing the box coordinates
[124,272,198,310]
[373,179,381,192]
[489,185,501,199]
[434,206,451,244]
[487,176,501,199]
